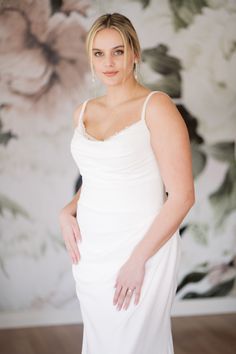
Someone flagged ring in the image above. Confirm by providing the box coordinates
[127,288,134,294]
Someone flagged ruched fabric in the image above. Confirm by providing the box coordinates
[70,91,182,354]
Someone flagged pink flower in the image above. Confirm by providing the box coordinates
[0,0,90,118]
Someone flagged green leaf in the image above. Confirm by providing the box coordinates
[209,162,236,226]
[132,0,151,9]
[182,278,235,298]
[191,144,207,178]
[169,0,208,30]
[0,119,18,146]
[204,142,235,163]
[142,44,182,74]
[177,271,207,292]
[0,193,30,219]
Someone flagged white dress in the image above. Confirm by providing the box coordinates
[70,91,182,354]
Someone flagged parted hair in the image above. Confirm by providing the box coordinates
[85,13,141,78]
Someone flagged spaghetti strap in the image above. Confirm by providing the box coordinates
[77,99,89,128]
[141,91,161,122]
[79,91,161,128]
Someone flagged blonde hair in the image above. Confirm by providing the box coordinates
[85,13,141,80]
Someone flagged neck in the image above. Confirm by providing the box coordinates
[104,77,141,107]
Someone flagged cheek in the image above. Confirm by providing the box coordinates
[92,59,102,70]
[115,58,128,72]
[127,56,134,68]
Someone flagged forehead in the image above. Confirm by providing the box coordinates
[93,28,124,48]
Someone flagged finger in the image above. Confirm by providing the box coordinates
[66,240,80,263]
[113,284,122,305]
[72,251,80,263]
[71,254,77,264]
[65,245,76,264]
[71,240,81,260]
[65,244,76,262]
[116,287,128,310]
[66,231,81,260]
[134,287,141,305]
[123,289,134,310]
[72,221,82,242]
[65,240,73,253]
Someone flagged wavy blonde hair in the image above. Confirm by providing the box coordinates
[85,13,141,81]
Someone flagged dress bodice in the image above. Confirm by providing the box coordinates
[70,91,166,213]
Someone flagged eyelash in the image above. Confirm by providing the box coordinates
[93,50,124,57]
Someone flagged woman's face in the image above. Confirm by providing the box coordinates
[91,28,136,85]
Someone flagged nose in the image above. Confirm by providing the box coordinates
[104,53,114,67]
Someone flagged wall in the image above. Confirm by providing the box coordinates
[0,0,235,328]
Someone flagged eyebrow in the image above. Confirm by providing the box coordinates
[92,45,124,51]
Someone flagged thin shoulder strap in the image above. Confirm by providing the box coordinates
[77,98,89,127]
[141,91,161,121]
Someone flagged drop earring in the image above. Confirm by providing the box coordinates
[91,71,95,83]
[134,61,138,81]
[91,69,97,98]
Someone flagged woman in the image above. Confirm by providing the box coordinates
[59,12,195,354]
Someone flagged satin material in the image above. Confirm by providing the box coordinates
[70,91,182,354]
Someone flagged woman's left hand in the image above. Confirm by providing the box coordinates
[113,256,146,311]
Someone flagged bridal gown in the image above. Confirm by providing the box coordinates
[70,91,182,354]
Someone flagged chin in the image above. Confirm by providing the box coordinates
[101,77,124,86]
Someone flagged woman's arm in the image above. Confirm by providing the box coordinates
[58,103,84,264]
[113,91,194,310]
[130,92,195,264]
[113,92,195,310]
[59,186,81,217]
[60,103,83,217]
[59,187,81,264]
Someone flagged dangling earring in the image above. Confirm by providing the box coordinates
[91,68,97,98]
[134,61,138,81]
[91,71,96,83]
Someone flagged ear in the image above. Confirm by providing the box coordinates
[134,54,140,64]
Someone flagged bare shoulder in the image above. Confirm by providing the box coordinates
[145,91,194,204]
[146,91,187,133]
[73,102,84,129]
[72,97,99,128]
[147,91,180,121]
[73,96,105,128]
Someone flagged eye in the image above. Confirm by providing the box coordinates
[114,49,124,56]
[94,51,103,57]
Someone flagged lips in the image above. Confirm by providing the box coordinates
[103,71,118,77]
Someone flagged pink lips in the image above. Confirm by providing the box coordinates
[103,71,118,77]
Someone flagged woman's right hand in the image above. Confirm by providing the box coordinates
[59,209,82,264]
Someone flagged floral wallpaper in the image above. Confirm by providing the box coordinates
[0,0,235,319]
